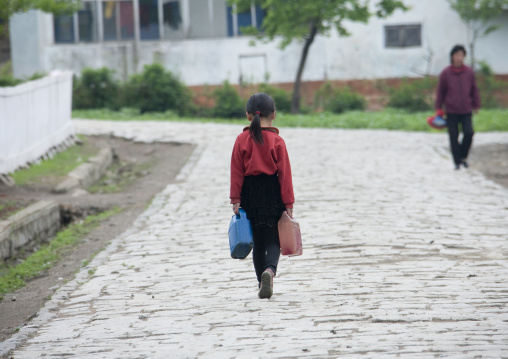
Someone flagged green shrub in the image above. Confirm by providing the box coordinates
[27,72,45,81]
[257,83,291,113]
[211,81,245,118]
[0,76,22,87]
[314,82,335,111]
[314,82,366,114]
[73,67,120,110]
[0,62,18,87]
[326,87,366,113]
[124,63,192,115]
[0,62,44,87]
[476,61,507,109]
[387,77,437,112]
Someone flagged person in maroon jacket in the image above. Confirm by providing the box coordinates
[230,93,295,299]
[435,44,481,170]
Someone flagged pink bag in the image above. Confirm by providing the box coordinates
[278,211,302,256]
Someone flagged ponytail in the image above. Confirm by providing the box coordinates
[245,93,276,145]
[249,111,264,144]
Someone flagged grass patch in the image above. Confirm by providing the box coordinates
[0,199,35,220]
[72,108,508,132]
[9,135,99,186]
[0,207,122,299]
[88,160,155,194]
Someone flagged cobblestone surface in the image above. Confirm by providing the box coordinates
[3,120,508,358]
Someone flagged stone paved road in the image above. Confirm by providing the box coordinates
[2,120,508,358]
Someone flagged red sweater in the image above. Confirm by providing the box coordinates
[435,65,481,114]
[230,127,294,208]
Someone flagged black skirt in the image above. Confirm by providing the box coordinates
[241,174,285,228]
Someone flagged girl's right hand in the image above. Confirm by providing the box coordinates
[286,208,293,219]
[233,203,240,215]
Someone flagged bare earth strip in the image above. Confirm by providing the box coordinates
[3,120,508,358]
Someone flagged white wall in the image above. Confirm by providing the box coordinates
[10,10,54,79]
[10,0,508,86]
[476,12,508,71]
[0,72,74,174]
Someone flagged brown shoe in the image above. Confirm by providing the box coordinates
[258,269,274,299]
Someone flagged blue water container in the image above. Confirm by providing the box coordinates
[228,208,253,259]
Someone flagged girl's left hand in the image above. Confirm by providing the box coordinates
[232,203,240,215]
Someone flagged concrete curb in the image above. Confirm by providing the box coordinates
[53,147,113,193]
[0,201,60,261]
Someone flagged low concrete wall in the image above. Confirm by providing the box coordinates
[53,147,114,193]
[0,201,60,261]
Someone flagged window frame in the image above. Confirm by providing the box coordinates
[384,24,422,48]
[227,3,265,37]
[54,0,246,43]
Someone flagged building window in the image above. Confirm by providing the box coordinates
[103,1,135,41]
[139,0,160,40]
[163,0,182,38]
[227,4,265,37]
[78,2,99,42]
[163,1,181,30]
[55,2,100,43]
[54,14,75,43]
[385,24,421,48]
[53,0,231,43]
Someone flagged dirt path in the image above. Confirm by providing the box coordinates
[469,143,508,189]
[0,135,195,343]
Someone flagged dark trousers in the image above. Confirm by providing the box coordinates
[447,113,474,165]
[252,224,281,283]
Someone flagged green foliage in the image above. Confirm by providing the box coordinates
[277,108,508,132]
[0,61,46,87]
[72,108,508,132]
[0,76,22,87]
[0,207,121,298]
[258,83,291,113]
[315,82,366,113]
[327,87,367,113]
[447,0,507,23]
[124,63,192,115]
[228,0,407,113]
[314,82,334,110]
[72,107,195,121]
[73,67,121,110]
[229,0,407,48]
[447,0,508,68]
[10,136,98,185]
[88,160,155,193]
[387,77,437,112]
[211,81,245,118]
[276,109,429,131]
[476,61,507,108]
[0,0,80,36]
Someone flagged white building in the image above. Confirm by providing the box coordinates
[9,0,508,86]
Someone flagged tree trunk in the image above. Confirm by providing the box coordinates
[290,22,318,114]
[468,21,479,71]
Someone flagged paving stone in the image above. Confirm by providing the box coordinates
[4,120,508,358]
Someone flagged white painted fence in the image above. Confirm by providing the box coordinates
[0,71,75,174]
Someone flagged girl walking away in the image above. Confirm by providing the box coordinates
[230,93,295,299]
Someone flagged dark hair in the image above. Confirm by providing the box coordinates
[246,93,276,145]
[450,45,467,63]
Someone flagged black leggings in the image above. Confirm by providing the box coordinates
[252,224,281,283]
[447,113,474,165]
